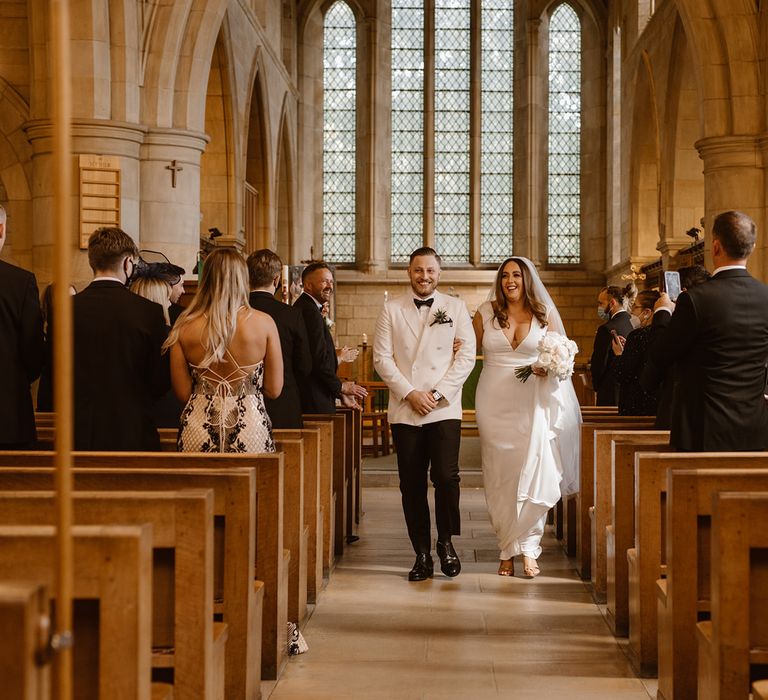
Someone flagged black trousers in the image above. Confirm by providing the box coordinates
[391,420,461,555]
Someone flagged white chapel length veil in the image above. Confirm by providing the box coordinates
[485,257,582,496]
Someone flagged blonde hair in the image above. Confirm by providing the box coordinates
[163,248,249,367]
[130,277,171,325]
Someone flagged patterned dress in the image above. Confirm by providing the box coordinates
[178,359,275,453]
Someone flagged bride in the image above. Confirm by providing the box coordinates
[473,257,581,577]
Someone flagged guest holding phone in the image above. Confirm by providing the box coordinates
[610,289,660,415]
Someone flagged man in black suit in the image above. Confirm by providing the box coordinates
[292,262,366,413]
[0,206,44,448]
[247,249,312,428]
[73,227,169,450]
[641,210,768,451]
[590,284,635,405]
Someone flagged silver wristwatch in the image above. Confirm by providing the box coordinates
[431,389,443,402]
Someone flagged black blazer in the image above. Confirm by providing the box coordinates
[590,310,634,406]
[0,260,43,445]
[73,280,170,450]
[641,268,768,451]
[249,290,312,428]
[614,325,658,416]
[293,292,341,414]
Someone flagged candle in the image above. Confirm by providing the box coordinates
[362,333,368,345]
[384,290,389,303]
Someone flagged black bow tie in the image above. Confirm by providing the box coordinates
[414,298,434,309]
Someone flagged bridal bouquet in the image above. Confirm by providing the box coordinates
[515,332,579,383]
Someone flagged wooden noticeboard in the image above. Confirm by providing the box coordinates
[79,154,120,248]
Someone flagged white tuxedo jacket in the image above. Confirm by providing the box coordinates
[373,290,476,426]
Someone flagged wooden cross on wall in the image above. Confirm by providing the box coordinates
[166,160,183,188]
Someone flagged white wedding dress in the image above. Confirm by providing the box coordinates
[475,300,579,560]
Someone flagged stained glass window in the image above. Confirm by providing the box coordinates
[391,0,425,263]
[547,3,581,264]
[481,0,514,262]
[323,2,356,263]
[434,0,470,263]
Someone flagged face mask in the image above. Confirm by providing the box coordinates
[124,259,135,288]
[597,305,610,321]
[629,314,642,330]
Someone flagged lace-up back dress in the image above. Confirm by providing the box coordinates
[178,351,275,453]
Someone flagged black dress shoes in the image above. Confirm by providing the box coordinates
[408,553,434,581]
[436,540,461,577]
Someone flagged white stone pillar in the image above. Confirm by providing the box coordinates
[696,135,765,279]
[139,128,210,273]
[24,119,145,285]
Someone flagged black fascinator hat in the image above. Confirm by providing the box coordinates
[133,250,186,285]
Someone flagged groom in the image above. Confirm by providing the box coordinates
[373,247,476,581]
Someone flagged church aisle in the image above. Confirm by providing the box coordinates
[268,488,655,699]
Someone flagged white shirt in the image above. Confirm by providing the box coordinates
[92,276,124,283]
[711,264,746,277]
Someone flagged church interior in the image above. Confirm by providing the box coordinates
[3,0,768,698]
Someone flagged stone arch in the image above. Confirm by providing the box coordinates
[244,56,273,252]
[0,79,33,266]
[673,0,762,138]
[659,16,705,259]
[275,97,296,262]
[628,52,661,260]
[200,29,238,244]
[140,0,230,130]
[537,0,608,270]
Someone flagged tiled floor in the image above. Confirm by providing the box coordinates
[267,487,656,699]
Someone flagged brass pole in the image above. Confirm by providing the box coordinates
[51,0,74,697]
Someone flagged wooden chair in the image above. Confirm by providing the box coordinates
[360,381,391,458]
[697,492,768,700]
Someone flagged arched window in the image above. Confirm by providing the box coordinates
[481,0,515,262]
[434,0,470,263]
[390,0,425,263]
[391,0,515,264]
[547,3,582,264]
[323,2,357,263]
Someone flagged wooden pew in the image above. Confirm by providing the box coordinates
[574,416,656,577]
[338,407,362,534]
[658,469,768,700]
[753,681,768,700]
[591,430,669,603]
[305,413,348,557]
[629,452,768,677]
[0,524,154,700]
[0,459,270,693]
[304,419,337,574]
[697,492,768,700]
[273,427,324,603]
[0,489,226,700]
[0,581,50,699]
[272,437,307,627]
[606,436,670,637]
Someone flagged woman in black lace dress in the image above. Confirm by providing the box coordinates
[611,289,660,416]
[163,248,283,453]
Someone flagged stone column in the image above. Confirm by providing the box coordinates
[140,128,210,273]
[24,119,145,285]
[696,135,765,278]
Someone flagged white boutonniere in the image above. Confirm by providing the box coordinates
[430,308,453,327]
[324,316,334,330]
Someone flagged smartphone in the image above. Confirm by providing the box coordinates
[664,270,682,302]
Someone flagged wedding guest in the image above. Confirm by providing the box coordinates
[73,227,169,450]
[37,282,77,412]
[165,248,283,452]
[590,283,635,405]
[293,262,366,412]
[611,289,660,416]
[473,257,581,577]
[0,205,44,448]
[641,210,768,450]
[247,249,311,429]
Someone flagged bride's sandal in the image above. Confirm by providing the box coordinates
[497,559,515,577]
[522,556,540,578]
